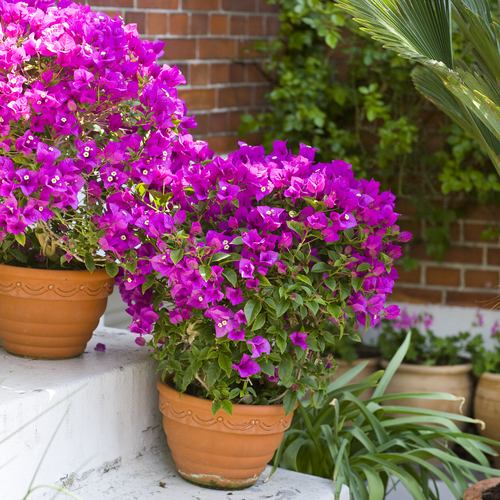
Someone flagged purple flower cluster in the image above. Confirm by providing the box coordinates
[0,0,194,267]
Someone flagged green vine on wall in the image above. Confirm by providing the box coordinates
[240,0,500,262]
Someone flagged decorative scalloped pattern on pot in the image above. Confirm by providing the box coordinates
[157,378,294,490]
[0,265,114,359]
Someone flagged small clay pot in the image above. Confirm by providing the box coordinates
[380,361,473,431]
[0,265,114,359]
[157,378,295,490]
[474,372,500,468]
[463,477,500,500]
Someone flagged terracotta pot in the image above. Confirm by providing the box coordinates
[334,357,380,400]
[0,265,114,360]
[474,372,500,468]
[380,361,473,431]
[157,378,295,490]
[463,477,500,500]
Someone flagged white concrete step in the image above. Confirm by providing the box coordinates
[0,327,339,500]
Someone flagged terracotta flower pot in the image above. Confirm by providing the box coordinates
[157,378,295,490]
[474,372,500,468]
[380,361,473,431]
[463,477,500,500]
[0,265,114,360]
[334,357,380,400]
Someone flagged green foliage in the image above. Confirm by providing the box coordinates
[271,333,500,500]
[471,322,500,376]
[242,0,500,261]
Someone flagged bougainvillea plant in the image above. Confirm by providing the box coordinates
[106,139,408,415]
[0,0,194,270]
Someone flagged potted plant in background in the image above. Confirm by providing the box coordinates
[377,309,482,430]
[0,0,192,359]
[100,134,406,488]
[472,320,500,468]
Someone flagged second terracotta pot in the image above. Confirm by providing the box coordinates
[334,357,380,400]
[380,361,473,431]
[474,372,500,468]
[158,378,295,490]
[0,265,114,360]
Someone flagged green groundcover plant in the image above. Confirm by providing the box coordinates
[472,319,500,376]
[377,308,483,366]
[271,333,500,500]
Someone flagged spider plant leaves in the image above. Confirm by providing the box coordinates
[336,0,453,68]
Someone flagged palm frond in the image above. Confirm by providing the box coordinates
[336,0,453,67]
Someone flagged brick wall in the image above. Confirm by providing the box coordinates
[394,199,500,308]
[83,0,279,154]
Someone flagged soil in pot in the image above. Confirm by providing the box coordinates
[463,478,500,500]
[157,378,295,490]
[483,483,500,500]
[0,265,114,359]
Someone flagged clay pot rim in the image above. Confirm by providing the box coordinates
[380,359,472,374]
[479,371,500,382]
[158,378,288,417]
[462,477,500,500]
[337,357,380,367]
[0,263,111,279]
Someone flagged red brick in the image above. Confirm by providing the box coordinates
[211,14,228,34]
[258,0,279,12]
[175,63,189,79]
[395,198,416,217]
[240,131,263,146]
[463,204,500,221]
[464,223,498,242]
[89,0,132,7]
[229,64,246,82]
[138,0,177,7]
[247,63,266,82]
[218,86,252,107]
[446,291,500,308]
[231,15,247,35]
[426,267,460,287]
[211,63,229,83]
[450,221,460,242]
[125,11,145,34]
[191,13,208,34]
[190,64,209,85]
[488,249,500,266]
[184,0,218,10]
[465,270,499,289]
[99,10,123,19]
[254,85,270,105]
[148,13,167,35]
[390,287,442,304]
[248,15,264,36]
[199,39,236,59]
[237,39,263,58]
[193,113,208,135]
[160,39,196,60]
[209,112,229,133]
[170,13,188,34]
[398,220,421,240]
[265,15,280,36]
[395,265,421,285]
[178,88,216,110]
[223,0,257,11]
[441,246,483,264]
[208,135,240,154]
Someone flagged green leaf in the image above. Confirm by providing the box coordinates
[170,249,183,265]
[211,253,231,262]
[278,353,294,385]
[356,262,371,272]
[211,400,222,416]
[218,354,233,377]
[283,390,298,416]
[339,282,351,300]
[311,262,329,273]
[9,248,27,263]
[199,265,212,282]
[206,362,221,388]
[14,233,25,246]
[84,254,95,274]
[251,313,266,331]
[260,360,275,377]
[105,261,119,278]
[230,236,243,245]
[221,399,233,416]
[142,273,156,294]
[352,276,365,292]
[296,274,312,285]
[223,269,237,287]
[244,300,262,324]
[324,277,337,291]
[276,298,291,317]
[307,300,319,315]
[327,304,342,319]
[276,336,287,353]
